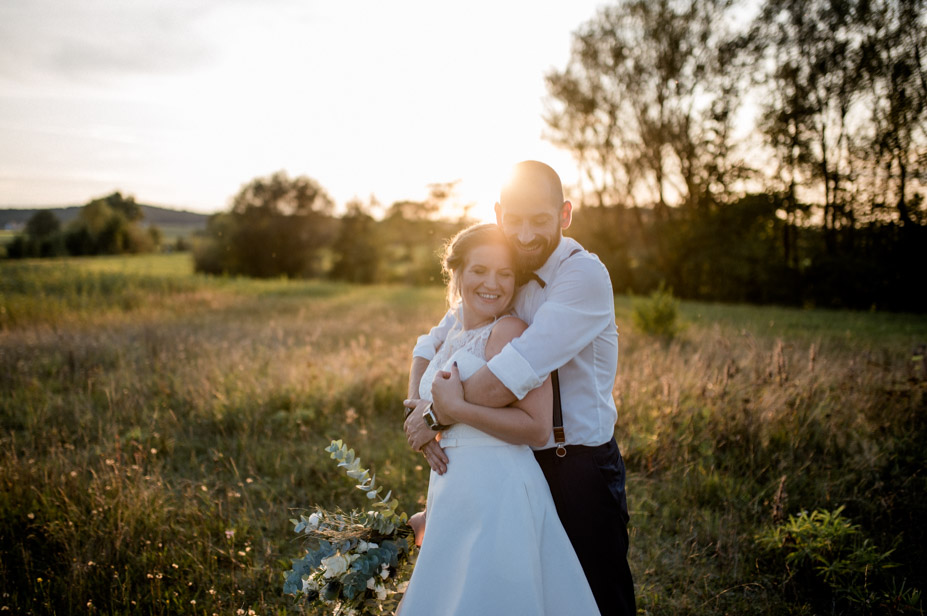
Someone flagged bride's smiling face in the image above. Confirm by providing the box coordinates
[457,243,516,329]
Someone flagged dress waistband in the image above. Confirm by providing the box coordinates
[437,424,511,449]
[438,434,512,449]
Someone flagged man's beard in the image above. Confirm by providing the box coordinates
[512,235,556,274]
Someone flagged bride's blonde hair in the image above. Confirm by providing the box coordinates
[441,223,515,309]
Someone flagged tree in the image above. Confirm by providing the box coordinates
[64,192,156,256]
[330,199,381,283]
[855,0,927,228]
[194,171,335,278]
[746,0,866,255]
[544,0,742,215]
[25,210,61,239]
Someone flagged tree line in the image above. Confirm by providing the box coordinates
[192,171,465,286]
[6,0,924,311]
[5,192,161,259]
[543,0,925,311]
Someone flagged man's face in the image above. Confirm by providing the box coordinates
[495,180,570,273]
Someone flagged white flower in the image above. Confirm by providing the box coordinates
[307,513,320,528]
[302,577,319,593]
[321,553,349,578]
[357,540,378,552]
[367,577,376,590]
[379,563,390,579]
[375,584,387,601]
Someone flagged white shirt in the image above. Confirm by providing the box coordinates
[412,236,619,449]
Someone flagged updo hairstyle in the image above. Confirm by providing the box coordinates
[441,223,515,309]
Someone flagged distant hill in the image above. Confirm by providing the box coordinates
[0,204,211,231]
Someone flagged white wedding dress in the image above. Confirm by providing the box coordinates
[400,316,599,615]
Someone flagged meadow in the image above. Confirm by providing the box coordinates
[1,253,925,615]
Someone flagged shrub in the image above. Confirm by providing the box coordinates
[755,507,921,613]
[632,282,682,339]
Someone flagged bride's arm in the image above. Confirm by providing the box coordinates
[430,318,552,447]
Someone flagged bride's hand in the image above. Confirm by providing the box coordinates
[431,362,463,424]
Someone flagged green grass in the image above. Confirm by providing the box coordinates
[1,254,925,614]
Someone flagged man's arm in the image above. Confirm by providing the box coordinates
[411,309,455,362]
[462,256,616,408]
[429,317,552,446]
[407,356,430,401]
[404,310,456,474]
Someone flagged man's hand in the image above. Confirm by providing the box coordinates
[420,440,448,475]
[403,398,449,474]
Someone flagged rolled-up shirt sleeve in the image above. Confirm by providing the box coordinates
[486,256,615,399]
[412,309,456,360]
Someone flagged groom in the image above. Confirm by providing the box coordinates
[404,160,635,615]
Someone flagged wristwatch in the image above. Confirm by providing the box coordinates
[422,402,451,431]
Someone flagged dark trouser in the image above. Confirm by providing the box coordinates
[534,437,636,616]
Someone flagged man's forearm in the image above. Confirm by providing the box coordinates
[461,365,518,408]
[408,356,430,400]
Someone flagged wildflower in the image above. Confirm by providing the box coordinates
[190,600,196,605]
[172,563,179,569]
[246,478,254,484]
[320,553,349,578]
[380,563,390,579]
[237,550,246,556]
[27,513,34,520]
[375,584,387,601]
[225,529,235,540]
[307,512,320,528]
[150,448,158,455]
[200,485,208,492]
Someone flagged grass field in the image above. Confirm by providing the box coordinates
[1,253,926,615]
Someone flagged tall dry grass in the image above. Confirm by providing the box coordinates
[1,253,925,614]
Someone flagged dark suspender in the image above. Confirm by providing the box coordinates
[550,248,583,458]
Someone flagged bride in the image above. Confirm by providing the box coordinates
[398,223,599,615]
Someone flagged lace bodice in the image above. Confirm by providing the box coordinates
[418,317,502,401]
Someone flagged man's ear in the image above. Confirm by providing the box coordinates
[560,201,572,230]
[494,202,503,226]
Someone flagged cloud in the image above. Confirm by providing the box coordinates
[0,0,216,83]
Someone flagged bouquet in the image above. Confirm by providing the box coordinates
[283,440,417,615]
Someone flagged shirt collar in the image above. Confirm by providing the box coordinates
[532,235,577,287]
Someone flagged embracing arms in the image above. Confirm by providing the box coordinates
[403,318,552,470]
[430,318,552,448]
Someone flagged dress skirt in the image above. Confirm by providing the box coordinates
[399,424,599,616]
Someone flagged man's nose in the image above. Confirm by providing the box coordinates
[516,223,534,244]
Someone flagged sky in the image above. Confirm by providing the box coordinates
[0,0,610,218]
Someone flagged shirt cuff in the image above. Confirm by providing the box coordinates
[412,334,438,361]
[486,343,543,400]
